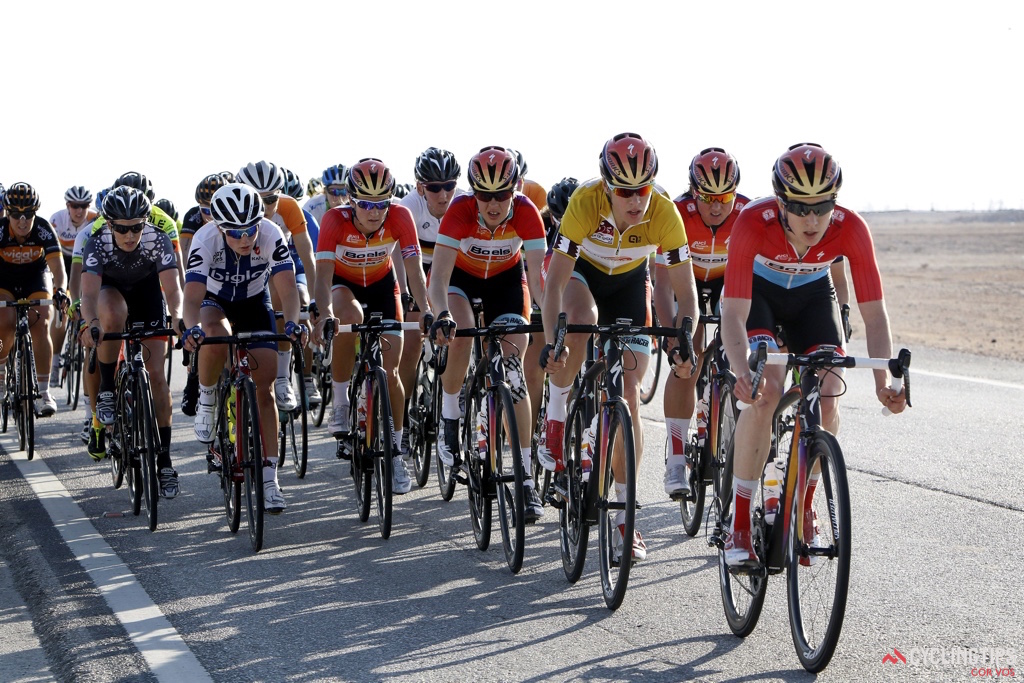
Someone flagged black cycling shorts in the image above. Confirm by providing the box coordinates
[573,258,652,327]
[102,272,167,330]
[201,291,277,350]
[448,261,529,326]
[333,268,402,331]
[0,269,50,300]
[746,274,842,354]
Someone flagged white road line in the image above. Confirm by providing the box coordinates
[916,368,1024,390]
[10,443,212,682]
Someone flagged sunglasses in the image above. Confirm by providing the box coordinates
[110,221,145,234]
[607,184,653,199]
[69,202,91,210]
[200,206,212,216]
[8,211,35,221]
[475,189,514,203]
[219,224,260,240]
[424,181,457,194]
[696,191,736,205]
[782,197,836,217]
[326,187,348,197]
[354,199,391,211]
[261,194,279,205]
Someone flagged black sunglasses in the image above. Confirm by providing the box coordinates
[69,202,91,210]
[110,221,145,234]
[475,189,514,203]
[424,181,457,194]
[783,197,835,217]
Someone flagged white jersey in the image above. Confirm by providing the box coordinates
[303,194,330,225]
[184,219,294,301]
[71,222,96,264]
[50,209,95,257]
[398,189,468,266]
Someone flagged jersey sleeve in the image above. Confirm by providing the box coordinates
[840,211,884,302]
[277,197,307,235]
[71,226,91,264]
[390,205,421,260]
[184,233,213,286]
[81,234,103,276]
[264,221,295,276]
[513,196,546,253]
[436,197,474,250]
[154,231,178,273]
[316,208,345,261]
[722,211,761,300]
[654,197,690,267]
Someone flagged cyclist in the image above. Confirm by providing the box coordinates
[509,149,547,210]
[303,164,349,225]
[48,186,98,384]
[79,186,184,496]
[236,161,317,414]
[539,133,699,561]
[652,148,749,500]
[427,146,547,521]
[720,142,907,569]
[394,147,463,439]
[180,174,229,265]
[0,182,68,417]
[313,158,431,496]
[306,177,323,200]
[183,183,304,514]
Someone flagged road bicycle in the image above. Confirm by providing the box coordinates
[335,314,419,540]
[407,314,443,490]
[96,323,178,531]
[552,316,691,609]
[710,343,912,672]
[0,298,55,460]
[190,330,301,553]
[442,307,542,574]
[310,319,333,428]
[274,310,310,479]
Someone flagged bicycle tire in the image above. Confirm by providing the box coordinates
[492,384,526,574]
[123,372,143,518]
[559,402,589,584]
[409,356,433,488]
[287,366,309,478]
[787,431,851,673]
[18,336,35,459]
[69,332,83,411]
[678,431,706,537]
[370,369,394,539]
[239,379,265,552]
[311,349,329,427]
[638,339,661,405]
[598,400,636,610]
[435,376,458,501]
[531,379,551,505]
[164,339,173,385]
[1,361,10,432]
[465,382,491,551]
[61,324,74,405]
[218,384,241,534]
[136,372,160,531]
[715,383,768,637]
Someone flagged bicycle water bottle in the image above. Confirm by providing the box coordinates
[476,403,488,460]
[581,415,597,482]
[763,457,786,524]
[695,381,711,447]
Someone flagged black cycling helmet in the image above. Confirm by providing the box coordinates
[546,177,580,221]
[414,147,461,183]
[195,173,229,204]
[154,198,178,221]
[113,171,155,200]
[103,185,152,222]
[2,182,41,212]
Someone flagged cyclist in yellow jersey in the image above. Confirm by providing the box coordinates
[540,132,698,562]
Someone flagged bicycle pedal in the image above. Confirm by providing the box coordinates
[454,474,468,486]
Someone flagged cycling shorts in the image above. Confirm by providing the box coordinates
[101,272,167,331]
[448,260,529,326]
[572,257,653,357]
[0,270,50,301]
[746,274,843,354]
[332,268,402,337]
[201,291,277,351]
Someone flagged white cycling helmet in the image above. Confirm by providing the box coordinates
[64,185,93,204]
[236,160,285,195]
[210,183,265,229]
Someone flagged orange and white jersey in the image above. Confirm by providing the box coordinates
[49,208,99,256]
[269,195,307,238]
[436,194,545,279]
[316,204,420,287]
[656,193,750,281]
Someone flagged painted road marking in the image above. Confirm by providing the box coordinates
[10,446,212,682]
[916,369,1024,390]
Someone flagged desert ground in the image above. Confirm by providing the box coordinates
[847,210,1024,362]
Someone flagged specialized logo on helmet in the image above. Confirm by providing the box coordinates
[627,143,635,156]
[488,154,496,164]
[370,164,378,173]
[711,156,720,167]
[804,149,814,160]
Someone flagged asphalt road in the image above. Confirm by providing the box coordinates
[1,340,1021,682]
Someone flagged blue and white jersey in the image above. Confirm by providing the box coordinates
[185,218,294,301]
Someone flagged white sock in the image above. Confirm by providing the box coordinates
[522,446,534,477]
[264,464,279,485]
[38,376,50,394]
[393,428,404,451]
[334,380,349,404]
[666,418,690,466]
[545,382,572,421]
[441,391,461,420]
[277,350,291,380]
[199,383,216,407]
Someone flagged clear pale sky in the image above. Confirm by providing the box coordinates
[3,1,1020,218]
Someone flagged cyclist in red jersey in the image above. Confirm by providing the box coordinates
[653,148,748,501]
[428,146,547,521]
[720,143,907,569]
[313,158,431,496]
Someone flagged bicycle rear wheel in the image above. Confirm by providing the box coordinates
[17,338,35,459]
[465,383,491,551]
[435,374,459,502]
[714,382,767,637]
[351,384,372,523]
[492,385,526,574]
[597,401,636,610]
[788,431,851,673]
[311,348,330,428]
[69,332,83,411]
[638,338,661,405]
[238,379,265,552]
[218,387,241,534]
[409,355,433,488]
[531,378,551,505]
[559,401,589,583]
[136,372,160,531]
[369,371,394,539]
[679,432,707,537]
[285,367,309,478]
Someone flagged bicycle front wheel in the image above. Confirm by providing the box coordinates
[598,400,636,610]
[69,333,83,411]
[136,372,160,531]
[219,382,241,534]
[238,379,265,552]
[638,339,661,405]
[409,356,433,488]
[465,383,491,551]
[311,349,330,428]
[787,431,851,673]
[369,370,394,539]
[17,337,34,458]
[559,401,589,583]
[492,385,525,574]
[286,369,309,478]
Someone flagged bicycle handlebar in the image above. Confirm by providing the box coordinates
[452,322,544,338]
[336,321,421,334]
[0,299,54,308]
